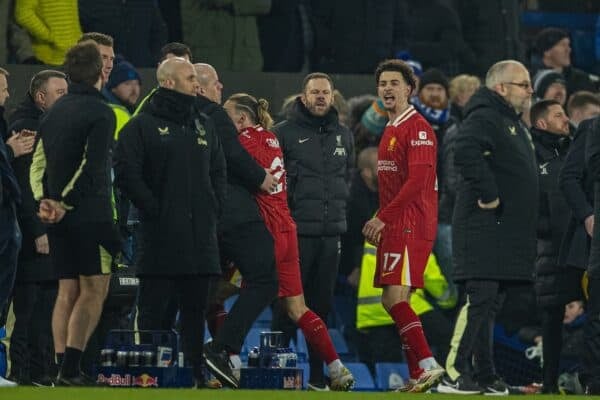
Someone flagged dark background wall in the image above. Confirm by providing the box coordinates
[3,65,375,117]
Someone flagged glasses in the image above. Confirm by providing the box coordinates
[503,82,532,90]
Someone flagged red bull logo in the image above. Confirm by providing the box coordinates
[97,373,131,386]
[133,373,159,388]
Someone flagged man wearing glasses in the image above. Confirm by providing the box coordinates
[437,60,538,395]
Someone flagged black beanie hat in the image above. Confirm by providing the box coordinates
[419,68,449,93]
[533,69,566,99]
[535,27,569,55]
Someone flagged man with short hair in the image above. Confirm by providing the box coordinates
[529,99,577,394]
[532,27,598,96]
[567,91,600,128]
[31,41,121,386]
[0,66,22,388]
[78,32,115,85]
[115,57,226,387]
[271,72,354,390]
[7,69,67,386]
[160,42,192,63]
[438,60,538,394]
[362,59,445,393]
[194,62,279,389]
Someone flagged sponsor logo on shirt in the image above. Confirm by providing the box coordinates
[378,159,398,172]
[266,138,280,148]
[418,131,427,140]
[410,139,434,146]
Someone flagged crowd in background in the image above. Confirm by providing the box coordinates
[1,0,600,395]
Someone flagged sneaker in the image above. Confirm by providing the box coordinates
[395,378,417,392]
[0,376,17,387]
[203,342,239,389]
[31,375,56,387]
[480,376,509,396]
[307,381,330,391]
[412,366,445,393]
[437,374,483,394]
[56,372,97,386]
[330,366,354,391]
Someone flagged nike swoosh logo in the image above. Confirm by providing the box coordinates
[298,138,310,143]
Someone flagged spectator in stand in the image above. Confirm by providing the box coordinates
[532,70,568,106]
[411,68,452,147]
[181,0,271,72]
[0,67,24,388]
[438,60,538,395]
[258,0,311,72]
[13,0,81,65]
[529,99,579,394]
[5,70,67,387]
[271,72,354,390]
[310,0,406,73]
[531,28,599,97]
[104,58,142,114]
[567,91,600,128]
[78,0,167,67]
[448,74,481,123]
[403,0,476,76]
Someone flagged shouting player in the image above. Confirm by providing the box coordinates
[224,93,355,391]
[362,59,445,392]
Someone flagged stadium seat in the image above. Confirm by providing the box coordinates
[375,362,410,391]
[328,328,349,355]
[341,362,375,391]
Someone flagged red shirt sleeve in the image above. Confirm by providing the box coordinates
[406,121,436,167]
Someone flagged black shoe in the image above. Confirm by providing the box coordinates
[479,376,509,396]
[31,375,56,387]
[437,374,483,394]
[203,342,239,389]
[56,372,97,387]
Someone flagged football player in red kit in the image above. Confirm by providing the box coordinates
[223,93,354,391]
[362,59,445,392]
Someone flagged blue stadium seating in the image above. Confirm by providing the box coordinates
[375,362,410,391]
[341,362,375,391]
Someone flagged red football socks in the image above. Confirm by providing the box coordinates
[297,310,338,364]
[389,301,433,363]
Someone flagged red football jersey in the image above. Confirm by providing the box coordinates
[237,125,295,231]
[377,105,438,240]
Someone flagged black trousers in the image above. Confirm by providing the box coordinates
[9,281,56,382]
[137,275,210,380]
[540,305,565,391]
[582,277,600,391]
[272,235,340,384]
[214,222,278,353]
[445,280,506,382]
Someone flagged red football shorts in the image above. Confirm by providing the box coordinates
[271,228,304,298]
[374,235,433,289]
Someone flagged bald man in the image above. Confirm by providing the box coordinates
[114,57,226,387]
[437,60,538,394]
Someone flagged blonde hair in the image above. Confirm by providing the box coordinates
[228,93,274,130]
[449,74,481,102]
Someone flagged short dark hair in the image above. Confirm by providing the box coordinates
[302,72,334,93]
[29,70,67,97]
[567,91,600,115]
[375,59,416,92]
[64,41,103,87]
[530,99,562,126]
[160,42,192,62]
[78,32,114,47]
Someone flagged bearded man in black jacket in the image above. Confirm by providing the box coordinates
[115,57,226,386]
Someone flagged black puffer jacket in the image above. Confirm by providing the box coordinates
[531,128,577,307]
[7,95,54,282]
[584,117,600,278]
[273,98,354,236]
[452,87,538,282]
[114,88,226,276]
[558,118,596,270]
